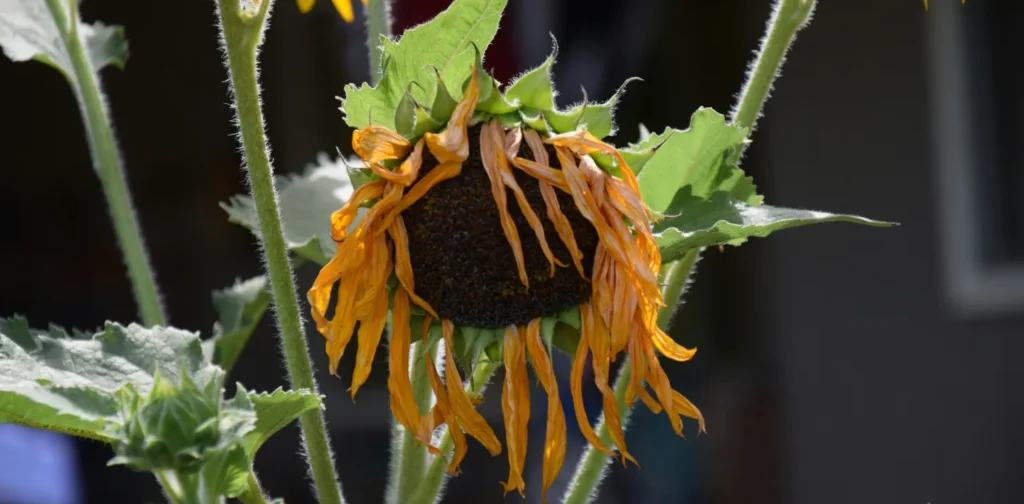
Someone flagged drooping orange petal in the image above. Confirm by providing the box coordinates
[353,232,392,316]
[500,325,531,496]
[423,330,469,474]
[387,215,438,318]
[570,304,612,456]
[488,123,564,276]
[480,123,529,287]
[353,124,412,164]
[369,138,425,187]
[378,162,462,231]
[545,130,653,220]
[424,66,480,164]
[512,157,569,189]
[442,320,502,456]
[325,274,358,375]
[641,334,682,437]
[556,147,634,273]
[503,126,523,159]
[519,130,585,277]
[651,327,697,362]
[583,302,636,466]
[350,287,388,396]
[387,289,439,454]
[330,180,384,241]
[524,319,566,504]
[672,390,707,434]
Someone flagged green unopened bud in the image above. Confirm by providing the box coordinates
[108,368,255,475]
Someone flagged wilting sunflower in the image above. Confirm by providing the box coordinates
[307,65,705,497]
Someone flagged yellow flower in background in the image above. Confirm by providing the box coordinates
[297,0,367,22]
[307,66,705,500]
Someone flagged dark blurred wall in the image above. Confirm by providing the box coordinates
[753,0,1024,503]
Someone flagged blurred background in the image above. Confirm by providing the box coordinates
[1,0,1022,502]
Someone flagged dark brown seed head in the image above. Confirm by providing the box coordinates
[402,125,598,328]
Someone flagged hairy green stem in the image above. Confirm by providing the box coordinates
[562,1,813,501]
[388,341,437,503]
[215,1,344,503]
[238,471,271,504]
[562,251,700,504]
[47,0,166,327]
[729,0,816,162]
[364,0,392,85]
[409,360,501,504]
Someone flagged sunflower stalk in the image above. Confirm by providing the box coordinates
[365,0,392,85]
[563,0,815,500]
[386,341,437,504]
[214,1,345,503]
[728,0,816,162]
[237,471,272,504]
[409,360,501,504]
[44,0,166,327]
[562,251,700,504]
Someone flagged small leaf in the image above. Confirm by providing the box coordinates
[222,153,356,266]
[0,317,213,442]
[655,192,895,263]
[245,387,322,459]
[636,108,751,214]
[341,0,509,130]
[0,0,128,80]
[505,47,556,111]
[205,276,271,373]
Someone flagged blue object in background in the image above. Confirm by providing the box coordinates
[0,424,82,504]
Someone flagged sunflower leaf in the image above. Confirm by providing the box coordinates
[205,276,271,374]
[221,153,357,266]
[655,193,895,262]
[244,387,322,460]
[341,0,508,130]
[0,316,212,443]
[636,108,757,214]
[0,0,128,82]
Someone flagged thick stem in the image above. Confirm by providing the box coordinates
[215,1,344,504]
[409,360,501,504]
[562,2,814,501]
[364,0,392,85]
[728,0,816,163]
[47,0,166,327]
[390,341,437,503]
[561,251,700,504]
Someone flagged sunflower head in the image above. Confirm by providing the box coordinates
[307,15,706,496]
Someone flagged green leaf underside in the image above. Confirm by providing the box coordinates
[656,193,895,263]
[342,0,508,130]
[206,276,271,373]
[0,317,212,442]
[221,153,357,266]
[0,0,128,82]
